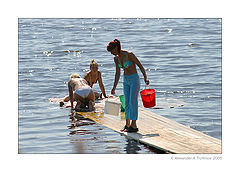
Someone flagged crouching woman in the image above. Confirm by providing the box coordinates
[68,73,95,111]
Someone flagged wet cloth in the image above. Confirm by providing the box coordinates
[123,73,140,120]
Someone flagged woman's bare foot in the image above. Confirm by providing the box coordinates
[120,125,130,132]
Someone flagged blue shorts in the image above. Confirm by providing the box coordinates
[123,73,140,120]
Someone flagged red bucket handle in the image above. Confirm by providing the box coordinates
[144,84,151,95]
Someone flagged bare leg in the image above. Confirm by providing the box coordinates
[120,119,131,132]
[131,120,137,129]
[75,101,83,110]
[88,100,94,111]
[126,119,131,127]
[87,90,95,111]
[94,92,100,99]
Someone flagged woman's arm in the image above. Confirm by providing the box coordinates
[68,81,74,108]
[130,52,149,85]
[111,56,121,95]
[98,71,108,98]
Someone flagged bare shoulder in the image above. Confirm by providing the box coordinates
[85,71,91,75]
[68,79,72,85]
[68,78,76,87]
[83,71,90,78]
[69,78,75,82]
[128,51,135,55]
[127,51,137,60]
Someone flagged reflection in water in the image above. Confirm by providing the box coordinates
[69,112,95,154]
[124,137,166,154]
[19,19,221,154]
[125,139,141,154]
[68,112,162,154]
[72,142,85,154]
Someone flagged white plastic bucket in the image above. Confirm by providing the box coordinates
[104,99,121,116]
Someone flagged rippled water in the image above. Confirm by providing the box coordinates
[18,18,221,154]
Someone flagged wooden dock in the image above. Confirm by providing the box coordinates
[76,97,221,154]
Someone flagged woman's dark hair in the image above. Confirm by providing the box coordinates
[107,39,121,53]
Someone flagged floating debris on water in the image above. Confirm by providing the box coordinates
[43,51,53,56]
[63,50,83,53]
[188,43,198,47]
[167,29,173,33]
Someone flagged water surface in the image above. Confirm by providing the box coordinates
[18,18,221,153]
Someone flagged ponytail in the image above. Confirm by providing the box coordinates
[107,38,121,53]
[114,39,121,53]
[90,59,98,67]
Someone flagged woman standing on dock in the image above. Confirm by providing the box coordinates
[107,39,149,132]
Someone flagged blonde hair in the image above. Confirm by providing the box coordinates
[90,59,98,67]
[70,73,81,79]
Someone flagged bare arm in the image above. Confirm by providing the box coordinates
[111,56,121,95]
[130,52,149,85]
[98,71,107,98]
[68,81,74,108]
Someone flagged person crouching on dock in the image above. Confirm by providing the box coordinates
[67,73,95,111]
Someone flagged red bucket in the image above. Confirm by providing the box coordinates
[140,88,156,108]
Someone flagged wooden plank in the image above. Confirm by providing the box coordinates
[75,97,221,154]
